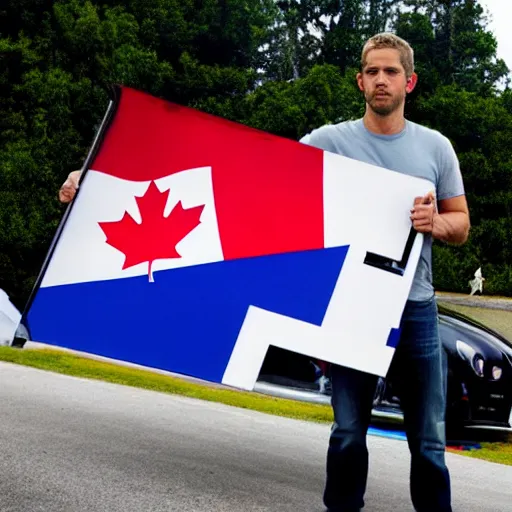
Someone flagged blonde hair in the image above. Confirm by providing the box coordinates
[361,33,414,78]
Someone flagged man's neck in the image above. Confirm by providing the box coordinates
[363,109,406,135]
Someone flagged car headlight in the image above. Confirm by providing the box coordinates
[456,340,484,377]
[491,366,502,381]
[473,355,485,377]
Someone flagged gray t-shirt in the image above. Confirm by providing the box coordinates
[300,118,465,301]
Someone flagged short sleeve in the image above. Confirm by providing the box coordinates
[436,136,465,201]
[299,125,337,153]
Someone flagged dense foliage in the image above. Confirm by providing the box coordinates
[1,0,511,308]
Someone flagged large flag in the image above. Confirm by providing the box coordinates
[22,86,433,390]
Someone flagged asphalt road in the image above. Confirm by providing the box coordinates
[1,362,511,512]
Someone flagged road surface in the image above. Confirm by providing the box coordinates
[1,362,511,511]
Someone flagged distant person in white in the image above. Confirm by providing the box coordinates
[300,33,470,512]
[469,267,485,296]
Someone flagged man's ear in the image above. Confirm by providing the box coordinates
[356,72,364,91]
[406,72,418,93]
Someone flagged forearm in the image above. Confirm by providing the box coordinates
[432,211,470,245]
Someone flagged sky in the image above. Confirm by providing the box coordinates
[481,0,512,72]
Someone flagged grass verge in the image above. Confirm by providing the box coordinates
[455,442,512,466]
[1,345,510,466]
[0,346,333,423]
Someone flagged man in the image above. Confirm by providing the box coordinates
[60,32,469,511]
[300,33,470,512]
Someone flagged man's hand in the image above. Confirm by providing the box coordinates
[410,191,436,234]
[410,191,470,245]
[59,170,81,203]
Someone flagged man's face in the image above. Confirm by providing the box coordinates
[357,48,417,116]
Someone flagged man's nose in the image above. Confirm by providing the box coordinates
[375,71,387,84]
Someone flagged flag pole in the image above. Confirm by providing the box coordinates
[18,86,122,343]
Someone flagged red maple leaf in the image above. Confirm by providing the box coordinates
[99,181,205,281]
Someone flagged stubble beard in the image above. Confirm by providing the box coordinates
[365,91,404,117]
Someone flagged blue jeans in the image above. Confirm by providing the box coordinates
[323,297,451,512]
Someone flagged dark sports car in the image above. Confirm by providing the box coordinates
[256,304,512,430]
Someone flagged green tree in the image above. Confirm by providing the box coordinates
[398,0,509,94]
[416,85,512,294]
[0,0,277,307]
[2,0,512,305]
[242,64,363,139]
